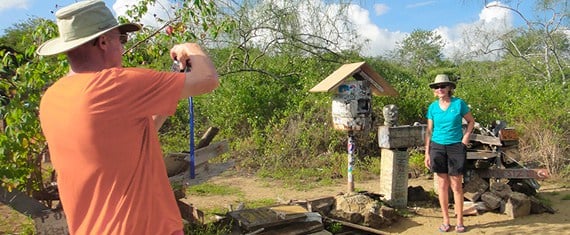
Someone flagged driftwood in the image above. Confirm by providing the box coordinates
[196,127,219,149]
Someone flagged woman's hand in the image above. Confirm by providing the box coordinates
[424,153,431,169]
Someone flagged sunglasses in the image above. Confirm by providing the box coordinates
[432,84,449,89]
[118,33,128,44]
[92,33,128,46]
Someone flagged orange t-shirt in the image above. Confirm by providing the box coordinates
[39,68,185,234]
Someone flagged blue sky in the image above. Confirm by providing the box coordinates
[0,0,534,58]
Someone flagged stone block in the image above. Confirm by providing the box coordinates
[490,181,512,200]
[481,192,502,210]
[380,149,408,208]
[378,125,426,149]
[504,192,531,218]
[463,175,489,202]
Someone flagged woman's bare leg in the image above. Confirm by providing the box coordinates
[436,173,451,225]
[450,174,464,226]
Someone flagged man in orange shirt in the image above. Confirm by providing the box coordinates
[36,1,219,234]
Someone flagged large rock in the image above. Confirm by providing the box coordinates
[490,181,512,200]
[463,175,489,202]
[480,192,503,210]
[504,192,531,218]
[330,193,395,228]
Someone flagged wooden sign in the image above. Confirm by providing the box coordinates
[478,168,549,179]
[34,210,69,235]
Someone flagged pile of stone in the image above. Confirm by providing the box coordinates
[462,175,555,218]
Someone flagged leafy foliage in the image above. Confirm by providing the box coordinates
[394,29,445,76]
[0,0,569,200]
[0,19,62,191]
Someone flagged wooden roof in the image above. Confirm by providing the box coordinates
[309,62,399,96]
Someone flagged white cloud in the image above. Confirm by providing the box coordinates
[435,1,513,61]
[345,0,514,60]
[346,4,405,57]
[107,0,516,61]
[374,4,389,16]
[406,1,436,8]
[480,1,513,23]
[0,0,29,11]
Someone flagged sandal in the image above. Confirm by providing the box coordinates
[439,224,451,232]
[456,225,466,233]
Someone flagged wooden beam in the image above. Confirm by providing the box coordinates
[0,187,49,217]
[196,127,219,149]
[165,140,229,168]
[466,151,498,160]
[477,168,549,179]
[323,216,387,234]
[469,133,502,146]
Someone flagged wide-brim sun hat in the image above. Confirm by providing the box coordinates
[429,74,456,89]
[36,0,141,56]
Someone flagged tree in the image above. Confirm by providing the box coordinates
[0,0,230,193]
[0,19,62,192]
[394,29,445,76]
[210,0,361,76]
[483,0,569,86]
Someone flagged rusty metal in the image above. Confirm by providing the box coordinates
[499,128,519,141]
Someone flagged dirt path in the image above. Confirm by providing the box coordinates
[2,162,570,234]
[182,163,570,235]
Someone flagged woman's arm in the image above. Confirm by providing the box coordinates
[424,119,433,169]
[462,112,475,145]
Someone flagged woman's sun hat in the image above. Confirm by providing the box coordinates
[36,0,141,56]
[429,74,456,89]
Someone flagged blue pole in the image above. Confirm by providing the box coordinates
[172,60,195,180]
[189,97,195,179]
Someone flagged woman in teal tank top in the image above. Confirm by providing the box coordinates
[424,74,475,233]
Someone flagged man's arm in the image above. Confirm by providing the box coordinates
[153,115,169,130]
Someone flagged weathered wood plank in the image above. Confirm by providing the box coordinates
[466,151,498,160]
[164,140,229,176]
[0,187,49,217]
[227,206,308,231]
[0,187,70,234]
[34,210,70,235]
[469,133,502,146]
[196,127,219,149]
[194,140,229,166]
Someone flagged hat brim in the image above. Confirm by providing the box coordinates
[36,23,141,56]
[429,82,456,89]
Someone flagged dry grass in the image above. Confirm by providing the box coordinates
[518,120,570,176]
[0,203,34,234]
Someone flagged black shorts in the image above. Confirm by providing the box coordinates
[429,142,467,175]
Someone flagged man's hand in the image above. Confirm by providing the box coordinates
[169,43,206,71]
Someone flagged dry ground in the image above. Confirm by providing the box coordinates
[184,162,570,235]
[2,162,570,235]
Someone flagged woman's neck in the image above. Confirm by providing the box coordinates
[439,96,451,102]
